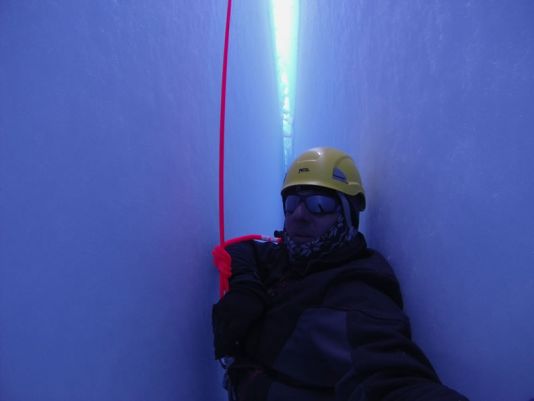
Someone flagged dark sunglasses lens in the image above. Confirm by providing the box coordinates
[284,195,300,213]
[305,195,338,214]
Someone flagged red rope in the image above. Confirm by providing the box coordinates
[219,0,232,246]
[215,0,281,297]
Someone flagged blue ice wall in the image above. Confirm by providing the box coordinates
[296,2,534,401]
[0,1,280,400]
[225,3,284,238]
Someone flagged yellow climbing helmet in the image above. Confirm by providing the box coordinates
[282,147,365,199]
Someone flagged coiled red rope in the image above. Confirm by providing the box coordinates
[213,234,280,298]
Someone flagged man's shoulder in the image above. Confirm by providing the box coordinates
[325,249,404,309]
[344,248,396,278]
[250,239,283,261]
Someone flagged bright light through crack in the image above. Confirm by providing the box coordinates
[270,0,299,170]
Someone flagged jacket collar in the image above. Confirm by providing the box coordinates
[287,232,369,277]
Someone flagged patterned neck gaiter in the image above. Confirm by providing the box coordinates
[283,212,357,265]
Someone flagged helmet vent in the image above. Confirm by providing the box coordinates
[298,167,310,173]
[332,167,348,183]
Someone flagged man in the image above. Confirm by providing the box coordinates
[212,147,468,401]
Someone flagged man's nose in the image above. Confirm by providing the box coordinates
[291,200,310,219]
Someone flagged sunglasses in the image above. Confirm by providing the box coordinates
[284,193,339,215]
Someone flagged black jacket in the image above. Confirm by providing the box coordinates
[221,233,468,401]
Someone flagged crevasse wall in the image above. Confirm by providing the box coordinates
[0,1,280,400]
[295,2,534,401]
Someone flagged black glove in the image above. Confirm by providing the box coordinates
[225,241,261,284]
[212,241,267,359]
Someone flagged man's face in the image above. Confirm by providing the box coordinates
[283,187,339,244]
